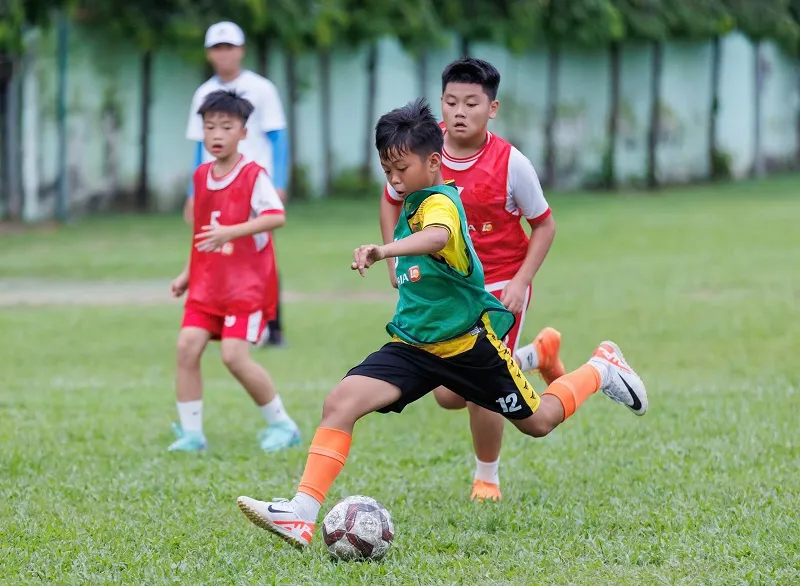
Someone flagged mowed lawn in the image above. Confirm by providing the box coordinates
[1,178,799,585]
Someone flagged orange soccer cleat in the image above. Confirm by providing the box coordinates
[533,327,566,385]
[471,479,502,503]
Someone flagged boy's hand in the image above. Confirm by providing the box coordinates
[351,244,385,277]
[500,278,528,315]
[195,224,235,252]
[171,272,189,298]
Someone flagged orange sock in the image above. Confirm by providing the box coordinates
[297,427,352,504]
[543,364,602,420]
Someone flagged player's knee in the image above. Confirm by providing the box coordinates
[433,387,467,410]
[320,384,358,426]
[514,416,556,438]
[176,331,205,368]
[220,342,249,374]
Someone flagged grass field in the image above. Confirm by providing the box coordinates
[1,178,799,584]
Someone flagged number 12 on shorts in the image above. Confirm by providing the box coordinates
[496,393,521,413]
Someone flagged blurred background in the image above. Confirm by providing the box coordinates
[1,0,799,222]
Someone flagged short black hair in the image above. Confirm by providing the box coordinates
[197,89,254,123]
[441,58,501,101]
[375,97,443,162]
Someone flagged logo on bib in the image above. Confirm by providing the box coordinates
[481,222,493,233]
[396,265,421,286]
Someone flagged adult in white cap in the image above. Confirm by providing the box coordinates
[185,21,289,347]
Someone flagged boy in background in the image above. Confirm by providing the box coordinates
[169,89,300,453]
[185,21,289,348]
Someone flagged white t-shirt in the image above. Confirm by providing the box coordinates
[187,70,286,175]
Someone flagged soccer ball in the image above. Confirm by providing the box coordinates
[322,495,394,561]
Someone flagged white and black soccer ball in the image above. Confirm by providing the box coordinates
[322,495,394,561]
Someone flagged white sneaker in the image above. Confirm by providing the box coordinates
[588,341,648,416]
[236,496,315,548]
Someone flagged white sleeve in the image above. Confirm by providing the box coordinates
[507,147,550,221]
[186,88,205,142]
[251,171,285,215]
[384,183,403,204]
[258,78,287,133]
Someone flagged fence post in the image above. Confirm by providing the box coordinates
[56,11,69,222]
[21,27,41,223]
[3,55,21,221]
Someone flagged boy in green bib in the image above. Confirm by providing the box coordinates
[236,98,649,549]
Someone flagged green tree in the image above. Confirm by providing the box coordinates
[0,0,26,54]
[250,0,320,198]
[0,0,75,53]
[662,1,733,179]
[502,0,544,55]
[313,1,348,196]
[339,1,393,183]
[437,0,515,57]
[391,0,443,98]
[613,0,670,188]
[540,0,624,189]
[790,0,800,166]
[725,0,799,176]
[1,0,75,221]
[76,0,191,210]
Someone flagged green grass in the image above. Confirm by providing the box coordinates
[2,178,800,584]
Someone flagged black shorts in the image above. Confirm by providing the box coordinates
[346,327,541,420]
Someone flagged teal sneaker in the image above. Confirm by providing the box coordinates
[168,423,207,452]
[258,421,301,453]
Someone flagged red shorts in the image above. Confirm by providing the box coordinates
[182,307,267,342]
[486,280,532,354]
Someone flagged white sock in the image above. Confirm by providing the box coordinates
[474,457,500,485]
[260,395,292,425]
[291,492,322,522]
[516,344,539,371]
[177,400,203,433]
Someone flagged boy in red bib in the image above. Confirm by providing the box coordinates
[169,90,300,453]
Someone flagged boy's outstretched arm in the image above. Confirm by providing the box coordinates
[352,226,449,276]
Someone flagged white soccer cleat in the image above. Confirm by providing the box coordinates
[588,341,648,416]
[237,496,315,548]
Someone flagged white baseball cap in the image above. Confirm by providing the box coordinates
[204,22,245,48]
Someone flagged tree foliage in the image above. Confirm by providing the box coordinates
[725,0,799,44]
[389,0,443,56]
[542,0,625,47]
[340,0,393,48]
[613,0,670,41]
[437,0,519,49]
[790,0,800,53]
[666,0,734,39]
[0,0,75,52]
[503,0,544,53]
[74,0,190,52]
